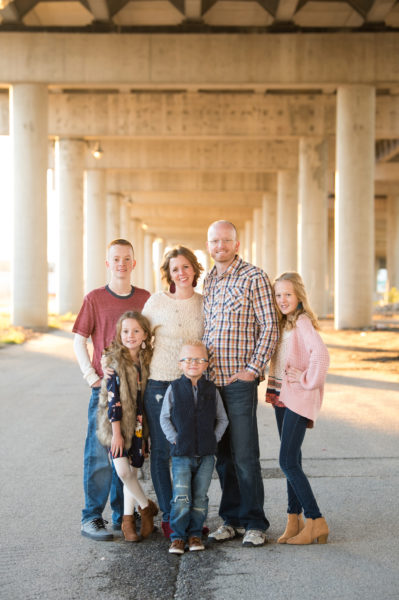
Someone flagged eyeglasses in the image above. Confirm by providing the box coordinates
[207,239,235,246]
[179,358,209,364]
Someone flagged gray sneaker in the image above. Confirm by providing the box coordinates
[242,529,268,547]
[208,525,237,542]
[81,518,113,541]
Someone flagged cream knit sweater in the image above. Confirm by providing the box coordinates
[142,291,204,381]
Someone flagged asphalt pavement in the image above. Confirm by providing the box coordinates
[1,328,398,600]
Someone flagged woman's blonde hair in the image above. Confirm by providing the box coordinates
[160,245,204,288]
[273,272,319,331]
[106,310,153,367]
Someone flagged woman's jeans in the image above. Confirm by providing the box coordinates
[170,455,215,541]
[82,386,124,526]
[274,406,322,519]
[217,379,269,531]
[144,379,172,522]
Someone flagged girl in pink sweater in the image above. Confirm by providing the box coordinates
[266,272,330,545]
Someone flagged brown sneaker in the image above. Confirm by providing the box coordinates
[169,539,185,555]
[188,536,205,551]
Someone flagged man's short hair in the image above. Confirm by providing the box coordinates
[207,220,238,240]
[107,239,135,258]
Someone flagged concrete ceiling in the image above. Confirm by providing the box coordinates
[0,0,398,30]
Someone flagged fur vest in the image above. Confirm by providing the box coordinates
[96,348,149,451]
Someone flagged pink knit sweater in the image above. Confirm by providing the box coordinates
[279,314,330,423]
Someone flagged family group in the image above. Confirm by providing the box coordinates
[73,220,330,555]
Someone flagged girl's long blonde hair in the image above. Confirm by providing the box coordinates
[273,272,320,331]
[105,311,153,367]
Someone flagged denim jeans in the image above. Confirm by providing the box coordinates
[143,379,172,522]
[217,379,269,531]
[274,406,322,519]
[170,455,215,541]
[81,386,124,525]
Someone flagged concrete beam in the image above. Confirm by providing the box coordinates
[84,139,299,170]
[129,191,265,206]
[0,33,399,86]
[375,162,399,181]
[106,170,276,193]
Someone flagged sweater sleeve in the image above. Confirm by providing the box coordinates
[297,317,330,391]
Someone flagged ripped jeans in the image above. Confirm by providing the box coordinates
[169,455,215,542]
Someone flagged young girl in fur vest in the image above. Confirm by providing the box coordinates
[97,311,158,542]
[266,272,330,545]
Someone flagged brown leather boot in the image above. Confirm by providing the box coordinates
[139,499,159,539]
[287,517,329,545]
[122,515,140,542]
[277,513,305,544]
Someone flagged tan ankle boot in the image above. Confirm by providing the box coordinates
[122,515,140,542]
[277,513,305,544]
[287,517,329,545]
[139,498,159,539]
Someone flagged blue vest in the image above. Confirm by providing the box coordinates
[170,375,218,457]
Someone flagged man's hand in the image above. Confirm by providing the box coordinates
[227,369,256,385]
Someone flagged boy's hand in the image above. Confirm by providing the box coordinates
[103,366,115,380]
[111,433,124,458]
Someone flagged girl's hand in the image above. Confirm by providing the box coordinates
[142,440,149,459]
[111,433,124,458]
[286,366,303,383]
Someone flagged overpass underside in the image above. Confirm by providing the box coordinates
[1,31,399,329]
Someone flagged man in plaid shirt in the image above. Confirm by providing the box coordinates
[203,220,279,547]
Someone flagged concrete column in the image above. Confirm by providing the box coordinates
[56,138,86,314]
[10,84,48,327]
[120,199,132,241]
[153,238,166,292]
[262,193,277,281]
[106,193,121,243]
[298,137,329,317]
[131,218,145,288]
[252,208,263,268]
[244,220,252,263]
[144,233,155,293]
[327,211,335,315]
[277,171,298,274]
[387,196,399,290]
[238,228,245,258]
[335,86,375,329]
[85,170,106,293]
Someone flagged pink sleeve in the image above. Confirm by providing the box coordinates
[297,317,330,391]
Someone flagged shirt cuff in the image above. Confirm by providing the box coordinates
[85,369,101,387]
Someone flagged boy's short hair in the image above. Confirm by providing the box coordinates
[180,340,208,357]
[107,238,135,259]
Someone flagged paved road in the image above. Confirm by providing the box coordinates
[1,329,398,600]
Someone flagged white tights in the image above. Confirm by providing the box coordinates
[113,457,149,515]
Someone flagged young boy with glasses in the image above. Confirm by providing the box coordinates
[160,341,228,554]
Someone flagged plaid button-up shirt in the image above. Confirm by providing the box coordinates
[203,255,279,386]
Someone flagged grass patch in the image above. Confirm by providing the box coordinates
[0,313,34,346]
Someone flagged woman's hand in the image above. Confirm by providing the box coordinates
[111,432,124,458]
[286,366,303,383]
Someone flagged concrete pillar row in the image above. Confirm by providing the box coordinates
[106,193,121,244]
[262,193,277,281]
[153,237,166,292]
[277,170,298,274]
[131,218,145,289]
[144,233,155,294]
[85,170,106,294]
[11,83,48,327]
[120,200,132,242]
[56,138,86,315]
[335,85,376,329]
[298,137,329,317]
[252,207,263,268]
[387,195,399,290]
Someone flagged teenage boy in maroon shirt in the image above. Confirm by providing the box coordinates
[73,239,150,540]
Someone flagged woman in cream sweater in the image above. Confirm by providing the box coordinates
[142,245,204,538]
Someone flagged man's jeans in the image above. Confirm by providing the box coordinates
[274,406,322,519]
[170,455,215,541]
[81,386,124,525]
[217,379,269,531]
[143,379,172,522]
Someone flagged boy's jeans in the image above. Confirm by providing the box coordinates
[169,455,215,541]
[81,386,124,526]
